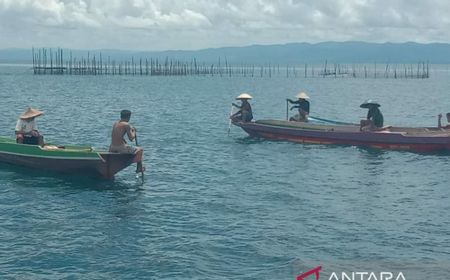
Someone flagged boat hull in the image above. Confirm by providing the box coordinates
[234,120,450,153]
[0,138,138,179]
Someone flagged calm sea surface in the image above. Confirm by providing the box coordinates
[0,65,449,279]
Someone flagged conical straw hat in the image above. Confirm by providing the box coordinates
[236,93,253,100]
[360,100,380,108]
[296,92,310,99]
[20,107,44,119]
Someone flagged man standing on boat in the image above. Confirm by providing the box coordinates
[15,107,45,146]
[360,100,384,131]
[110,110,144,173]
[287,92,310,122]
[231,93,253,122]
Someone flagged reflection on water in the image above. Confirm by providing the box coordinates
[357,146,389,158]
[0,162,142,191]
[234,136,267,144]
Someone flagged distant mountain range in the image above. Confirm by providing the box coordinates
[1,42,450,64]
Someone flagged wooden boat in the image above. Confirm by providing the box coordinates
[233,119,450,153]
[0,137,141,179]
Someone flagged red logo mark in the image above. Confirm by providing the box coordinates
[297,266,322,280]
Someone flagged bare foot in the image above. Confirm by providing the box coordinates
[136,163,145,173]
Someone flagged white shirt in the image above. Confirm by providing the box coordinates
[15,119,37,134]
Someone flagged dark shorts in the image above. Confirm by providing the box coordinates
[236,111,253,122]
[17,135,40,145]
[109,145,138,154]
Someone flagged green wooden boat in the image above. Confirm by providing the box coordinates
[0,137,140,179]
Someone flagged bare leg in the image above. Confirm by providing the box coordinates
[134,148,145,173]
[360,120,375,131]
[38,135,44,146]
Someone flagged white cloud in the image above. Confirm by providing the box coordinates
[0,0,450,50]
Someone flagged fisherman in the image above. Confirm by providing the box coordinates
[287,92,310,122]
[437,113,450,129]
[231,93,253,122]
[360,100,384,131]
[109,109,144,173]
[15,107,45,146]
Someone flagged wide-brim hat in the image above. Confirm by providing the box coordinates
[236,93,253,100]
[360,100,380,108]
[296,92,310,99]
[20,107,44,119]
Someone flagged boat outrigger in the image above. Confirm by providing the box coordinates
[0,137,141,179]
[232,119,450,153]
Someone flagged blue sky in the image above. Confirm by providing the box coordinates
[0,0,449,50]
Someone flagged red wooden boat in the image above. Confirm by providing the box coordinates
[233,119,450,153]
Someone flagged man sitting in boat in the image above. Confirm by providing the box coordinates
[109,109,144,173]
[15,107,45,146]
[437,113,450,129]
[231,93,253,122]
[287,92,310,122]
[360,100,384,131]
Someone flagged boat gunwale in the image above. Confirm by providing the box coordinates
[0,149,103,161]
[0,137,106,160]
[251,120,450,139]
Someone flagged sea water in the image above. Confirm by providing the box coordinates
[0,65,449,279]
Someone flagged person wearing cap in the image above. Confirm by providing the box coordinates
[287,92,310,122]
[231,93,253,122]
[360,100,384,131]
[437,113,450,129]
[15,107,44,145]
[109,109,144,173]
